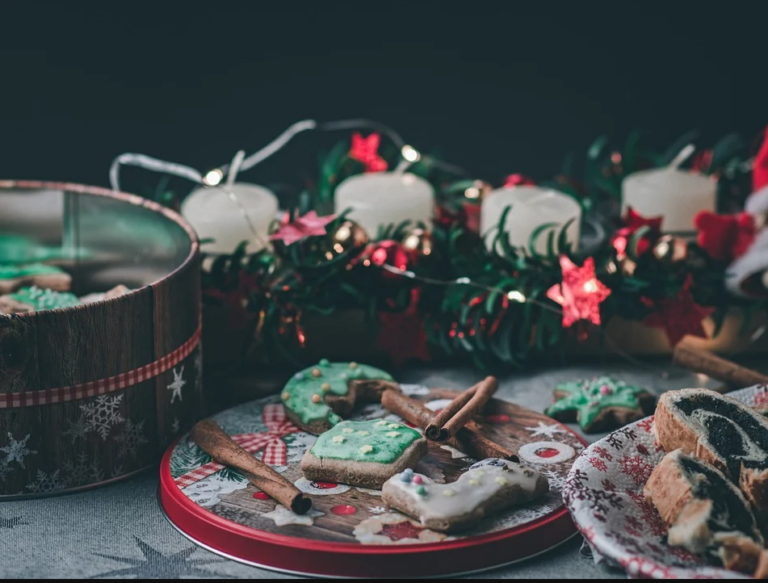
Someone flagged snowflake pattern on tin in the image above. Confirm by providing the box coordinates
[0,432,37,469]
[114,419,149,459]
[80,394,125,440]
[26,469,66,493]
[62,453,105,487]
[563,385,768,579]
[167,366,186,404]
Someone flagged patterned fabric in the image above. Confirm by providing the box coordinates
[0,324,201,409]
[174,404,299,488]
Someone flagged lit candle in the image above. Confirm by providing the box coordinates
[480,185,581,254]
[181,182,278,254]
[334,172,434,237]
[622,145,716,234]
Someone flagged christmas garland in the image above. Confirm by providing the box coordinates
[133,126,768,370]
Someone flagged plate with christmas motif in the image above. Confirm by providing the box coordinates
[158,384,586,578]
[563,385,767,579]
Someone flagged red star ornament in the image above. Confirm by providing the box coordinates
[642,276,715,347]
[753,126,768,192]
[349,132,388,173]
[546,256,611,328]
[269,211,336,246]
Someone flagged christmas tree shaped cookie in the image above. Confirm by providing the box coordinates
[300,419,427,489]
[545,376,656,433]
[280,360,396,434]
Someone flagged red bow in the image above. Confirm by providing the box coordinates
[693,210,756,262]
[754,126,768,192]
[503,173,536,187]
[174,404,300,488]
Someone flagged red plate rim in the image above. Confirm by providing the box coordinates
[158,416,587,576]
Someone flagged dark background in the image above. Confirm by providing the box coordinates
[0,2,766,195]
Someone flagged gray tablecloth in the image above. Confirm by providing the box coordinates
[0,358,742,579]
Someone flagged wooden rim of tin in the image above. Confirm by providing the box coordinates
[0,179,200,316]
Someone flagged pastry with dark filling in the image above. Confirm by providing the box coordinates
[655,388,768,526]
[645,449,767,576]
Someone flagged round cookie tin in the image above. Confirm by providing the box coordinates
[0,180,203,498]
[159,385,585,577]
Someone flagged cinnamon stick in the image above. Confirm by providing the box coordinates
[381,388,516,461]
[673,338,768,391]
[190,419,311,514]
[425,376,498,441]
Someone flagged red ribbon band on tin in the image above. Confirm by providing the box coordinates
[0,324,202,409]
[174,404,300,487]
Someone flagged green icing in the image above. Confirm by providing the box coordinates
[281,360,393,425]
[0,263,65,279]
[9,285,80,310]
[310,419,421,463]
[546,376,651,430]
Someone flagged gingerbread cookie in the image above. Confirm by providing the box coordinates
[381,458,549,532]
[300,419,427,489]
[0,285,80,314]
[281,360,396,434]
[545,375,656,433]
[0,263,71,294]
[79,284,131,304]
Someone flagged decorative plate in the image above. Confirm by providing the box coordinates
[563,385,768,579]
[159,385,586,578]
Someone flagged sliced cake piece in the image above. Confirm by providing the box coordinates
[644,449,765,574]
[654,388,768,525]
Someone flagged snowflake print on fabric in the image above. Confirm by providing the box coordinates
[114,419,149,459]
[0,516,28,529]
[368,506,387,514]
[167,366,186,404]
[618,455,654,486]
[592,446,613,461]
[61,416,90,443]
[562,389,768,579]
[26,469,65,493]
[80,394,125,440]
[0,432,36,468]
[588,457,607,472]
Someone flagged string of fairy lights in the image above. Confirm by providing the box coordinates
[108,117,765,377]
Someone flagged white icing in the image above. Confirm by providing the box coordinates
[384,458,544,520]
[517,441,576,465]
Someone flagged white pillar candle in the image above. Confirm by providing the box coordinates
[480,185,581,254]
[181,182,278,254]
[622,168,716,234]
[334,172,434,236]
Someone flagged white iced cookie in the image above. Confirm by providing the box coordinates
[381,458,549,532]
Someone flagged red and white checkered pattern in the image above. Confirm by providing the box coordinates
[174,404,299,489]
[0,324,202,409]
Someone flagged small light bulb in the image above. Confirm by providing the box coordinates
[464,187,480,199]
[203,169,224,186]
[583,280,598,293]
[455,277,471,284]
[506,290,526,303]
[401,145,421,163]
